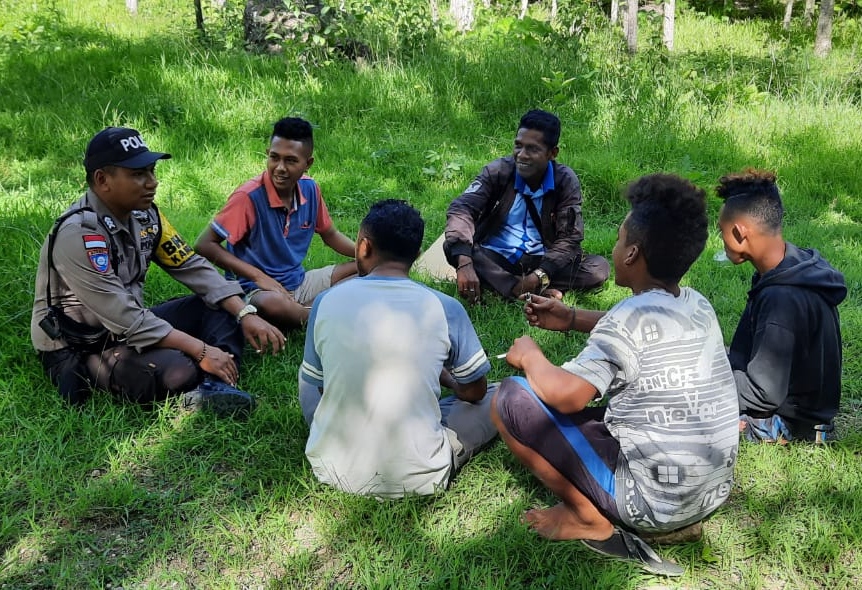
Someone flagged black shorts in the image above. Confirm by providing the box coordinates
[495,376,622,524]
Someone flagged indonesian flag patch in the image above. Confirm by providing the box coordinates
[83,234,110,273]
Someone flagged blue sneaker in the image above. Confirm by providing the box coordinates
[182,378,256,419]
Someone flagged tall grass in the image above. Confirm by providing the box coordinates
[1,1,861,588]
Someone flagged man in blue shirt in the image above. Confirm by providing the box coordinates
[443,110,609,303]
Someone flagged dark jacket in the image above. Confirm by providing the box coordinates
[443,157,584,277]
[730,242,846,428]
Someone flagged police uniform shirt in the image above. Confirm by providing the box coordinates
[31,190,243,352]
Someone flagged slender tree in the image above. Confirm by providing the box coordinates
[804,0,816,25]
[783,0,795,29]
[625,0,638,53]
[194,0,205,33]
[611,0,620,24]
[519,0,528,19]
[126,0,138,15]
[431,0,439,22]
[663,0,675,50]
[450,0,475,31]
[814,0,834,57]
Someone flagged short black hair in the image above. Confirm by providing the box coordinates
[85,164,117,188]
[624,174,708,282]
[360,199,425,265]
[716,169,783,233]
[518,109,561,149]
[271,117,314,151]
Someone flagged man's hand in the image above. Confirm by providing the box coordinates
[199,346,239,386]
[522,293,575,332]
[513,272,541,297]
[456,257,481,304]
[255,275,293,298]
[240,314,285,355]
[504,335,542,370]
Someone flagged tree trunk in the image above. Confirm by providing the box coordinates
[625,0,638,53]
[126,0,138,15]
[450,0,475,31]
[611,0,619,24]
[213,0,226,7]
[814,0,834,57]
[783,0,795,30]
[194,0,205,33]
[804,0,816,25]
[431,0,439,22]
[519,0,528,19]
[663,0,674,50]
[550,0,558,20]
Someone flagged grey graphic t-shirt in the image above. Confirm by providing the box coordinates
[562,288,739,532]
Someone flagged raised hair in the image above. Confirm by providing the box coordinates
[716,168,783,232]
[624,174,708,282]
[518,109,561,149]
[271,117,314,150]
[360,199,425,265]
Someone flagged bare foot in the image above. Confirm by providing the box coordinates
[522,503,608,541]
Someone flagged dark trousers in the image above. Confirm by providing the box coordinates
[472,246,610,299]
[39,296,243,405]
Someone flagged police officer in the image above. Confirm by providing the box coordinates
[30,126,285,417]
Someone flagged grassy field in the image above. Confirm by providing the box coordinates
[1,1,861,588]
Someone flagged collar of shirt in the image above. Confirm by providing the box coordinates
[263,171,309,215]
[84,189,128,237]
[514,161,555,198]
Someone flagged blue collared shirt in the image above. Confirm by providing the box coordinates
[482,162,555,264]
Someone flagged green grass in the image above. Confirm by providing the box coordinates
[1,1,861,588]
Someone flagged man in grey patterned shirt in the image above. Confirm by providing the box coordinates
[493,174,739,576]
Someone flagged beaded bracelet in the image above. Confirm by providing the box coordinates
[196,343,208,363]
[457,261,473,270]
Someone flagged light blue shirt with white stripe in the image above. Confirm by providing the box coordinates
[301,275,490,497]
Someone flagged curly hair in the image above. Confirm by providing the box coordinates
[360,199,425,265]
[716,168,783,233]
[271,117,314,151]
[624,174,708,282]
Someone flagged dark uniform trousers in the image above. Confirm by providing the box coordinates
[39,296,244,405]
[472,246,610,299]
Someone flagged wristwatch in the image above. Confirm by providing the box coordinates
[533,269,550,292]
[236,303,258,323]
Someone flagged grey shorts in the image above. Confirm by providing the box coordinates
[246,265,336,307]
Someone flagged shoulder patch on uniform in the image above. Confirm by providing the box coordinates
[154,212,194,267]
[83,234,111,273]
[464,180,482,194]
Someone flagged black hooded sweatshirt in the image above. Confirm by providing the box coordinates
[729,242,846,429]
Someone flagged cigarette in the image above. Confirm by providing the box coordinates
[495,353,508,359]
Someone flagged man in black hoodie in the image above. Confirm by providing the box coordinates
[717,169,847,443]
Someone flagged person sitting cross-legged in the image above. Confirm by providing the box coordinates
[31,126,285,417]
[441,109,609,304]
[196,117,357,332]
[716,169,847,443]
[492,174,740,576]
[299,199,498,498]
